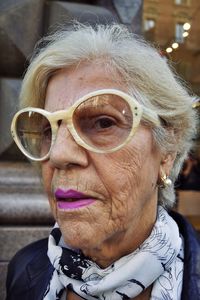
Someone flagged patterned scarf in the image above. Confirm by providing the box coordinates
[43,206,184,300]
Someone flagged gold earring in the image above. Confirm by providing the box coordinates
[160,174,172,188]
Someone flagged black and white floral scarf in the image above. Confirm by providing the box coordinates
[43,206,184,300]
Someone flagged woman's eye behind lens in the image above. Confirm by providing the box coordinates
[92,115,117,131]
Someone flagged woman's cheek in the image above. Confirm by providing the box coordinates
[41,162,54,194]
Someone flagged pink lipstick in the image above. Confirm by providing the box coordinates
[55,189,95,210]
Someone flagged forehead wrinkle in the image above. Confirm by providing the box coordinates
[45,86,79,112]
[44,61,129,112]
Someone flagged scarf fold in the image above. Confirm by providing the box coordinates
[43,206,184,300]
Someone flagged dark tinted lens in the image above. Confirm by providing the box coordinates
[73,94,133,151]
[16,111,52,159]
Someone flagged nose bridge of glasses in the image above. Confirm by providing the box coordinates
[49,108,75,145]
[50,108,73,127]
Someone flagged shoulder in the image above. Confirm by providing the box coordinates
[169,210,200,300]
[169,210,200,250]
[6,238,52,300]
[7,238,48,283]
[8,238,48,269]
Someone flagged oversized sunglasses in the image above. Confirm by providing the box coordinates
[11,89,160,161]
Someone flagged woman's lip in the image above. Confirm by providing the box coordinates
[57,199,95,210]
[55,188,90,199]
[54,188,97,210]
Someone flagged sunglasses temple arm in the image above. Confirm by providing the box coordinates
[142,107,161,127]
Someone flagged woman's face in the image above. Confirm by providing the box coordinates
[42,62,164,266]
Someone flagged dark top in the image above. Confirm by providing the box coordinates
[6,211,200,300]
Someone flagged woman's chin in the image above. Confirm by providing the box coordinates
[64,235,99,254]
[58,219,102,251]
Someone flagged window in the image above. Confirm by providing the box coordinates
[144,19,156,42]
[175,0,189,5]
[175,23,184,43]
[144,19,155,31]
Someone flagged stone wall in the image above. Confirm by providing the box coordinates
[0,162,53,300]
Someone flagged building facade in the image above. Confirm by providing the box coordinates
[143,0,200,95]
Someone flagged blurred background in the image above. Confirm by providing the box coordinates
[0,1,199,299]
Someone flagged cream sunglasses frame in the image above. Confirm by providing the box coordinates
[11,89,160,161]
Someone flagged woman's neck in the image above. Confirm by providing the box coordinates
[133,285,152,300]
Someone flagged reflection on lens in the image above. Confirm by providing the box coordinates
[73,94,133,151]
[16,111,52,159]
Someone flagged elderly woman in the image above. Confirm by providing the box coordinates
[6,24,199,300]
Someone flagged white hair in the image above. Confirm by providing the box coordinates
[19,23,197,208]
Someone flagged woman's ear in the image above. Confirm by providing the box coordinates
[159,152,177,178]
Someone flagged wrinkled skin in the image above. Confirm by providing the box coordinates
[42,61,174,268]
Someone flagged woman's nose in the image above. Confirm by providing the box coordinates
[49,124,89,169]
